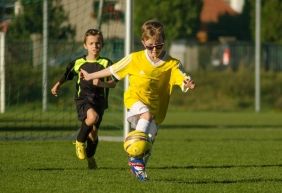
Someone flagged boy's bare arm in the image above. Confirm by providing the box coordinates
[51,81,61,96]
[80,68,112,81]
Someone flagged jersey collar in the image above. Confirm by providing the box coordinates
[144,50,168,67]
[85,55,100,63]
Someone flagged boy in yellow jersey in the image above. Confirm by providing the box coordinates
[51,29,117,169]
[80,20,195,180]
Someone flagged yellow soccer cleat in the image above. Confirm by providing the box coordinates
[87,157,98,169]
[75,140,86,160]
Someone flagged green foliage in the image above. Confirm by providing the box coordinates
[260,0,282,43]
[5,63,75,108]
[6,63,42,105]
[133,0,202,44]
[5,61,282,112]
[249,0,282,43]
[133,0,282,44]
[7,0,75,40]
[169,69,282,111]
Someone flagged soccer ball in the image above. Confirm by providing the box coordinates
[123,130,152,157]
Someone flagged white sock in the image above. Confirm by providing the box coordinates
[135,118,150,133]
[148,120,158,142]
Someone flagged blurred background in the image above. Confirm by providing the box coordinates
[0,0,281,139]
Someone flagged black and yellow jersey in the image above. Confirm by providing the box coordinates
[59,55,114,109]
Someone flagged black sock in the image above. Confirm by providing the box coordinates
[86,136,99,158]
[77,121,92,142]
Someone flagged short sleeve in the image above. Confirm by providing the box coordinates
[110,54,132,80]
[170,62,191,92]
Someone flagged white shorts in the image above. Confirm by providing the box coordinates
[127,101,149,129]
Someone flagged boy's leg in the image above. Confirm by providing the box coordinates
[75,101,92,160]
[126,102,154,181]
[143,120,158,165]
[86,128,99,157]
[135,118,150,133]
[75,120,92,160]
[86,110,103,169]
[86,128,99,169]
[128,119,158,181]
[128,116,151,181]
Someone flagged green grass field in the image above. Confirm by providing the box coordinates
[1,112,282,193]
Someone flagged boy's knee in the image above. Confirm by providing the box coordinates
[86,113,99,126]
[140,111,152,121]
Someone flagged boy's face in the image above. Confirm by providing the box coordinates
[84,35,103,57]
[142,37,165,60]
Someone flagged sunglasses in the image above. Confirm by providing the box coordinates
[145,43,164,50]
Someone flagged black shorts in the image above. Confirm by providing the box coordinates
[75,98,105,129]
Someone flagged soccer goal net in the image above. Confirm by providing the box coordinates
[0,0,127,140]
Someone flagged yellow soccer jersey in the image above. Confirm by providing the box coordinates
[110,50,190,124]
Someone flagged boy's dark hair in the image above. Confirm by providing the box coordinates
[141,19,165,41]
[84,28,104,45]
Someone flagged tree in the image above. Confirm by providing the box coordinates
[7,0,75,40]
[133,0,202,45]
[260,0,282,43]
[250,0,282,43]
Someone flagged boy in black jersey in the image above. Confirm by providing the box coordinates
[51,29,117,169]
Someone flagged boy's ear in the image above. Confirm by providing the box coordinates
[83,43,87,49]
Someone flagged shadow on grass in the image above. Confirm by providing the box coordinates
[26,167,282,185]
[26,165,282,185]
[184,138,282,142]
[27,166,127,171]
[153,177,282,184]
[0,125,121,131]
[1,124,282,132]
[27,163,282,172]
[149,163,282,170]
[162,124,282,129]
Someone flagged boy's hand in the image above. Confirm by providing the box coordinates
[80,69,91,81]
[51,82,60,97]
[184,79,195,90]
